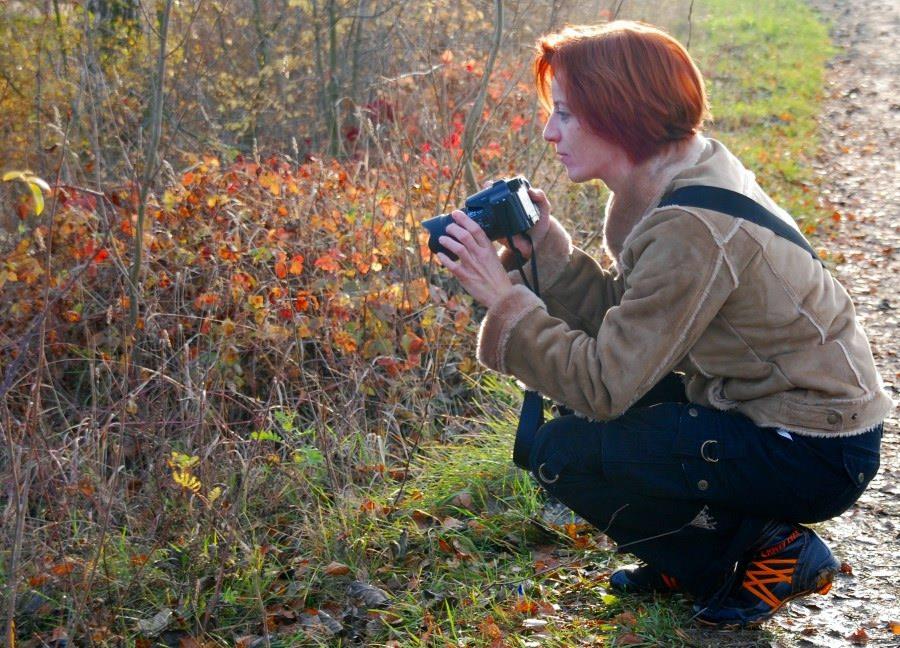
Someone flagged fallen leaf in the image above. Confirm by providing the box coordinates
[522,618,548,630]
[612,611,637,627]
[346,581,390,608]
[324,561,350,576]
[451,490,474,510]
[136,608,173,636]
[618,632,644,645]
[840,561,853,575]
[441,516,465,530]
[847,628,869,645]
[888,620,900,635]
[514,597,538,615]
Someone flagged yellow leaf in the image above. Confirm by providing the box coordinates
[173,469,201,493]
[30,182,45,215]
[3,170,49,216]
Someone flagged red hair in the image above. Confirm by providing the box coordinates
[534,21,710,164]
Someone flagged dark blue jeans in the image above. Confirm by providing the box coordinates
[525,376,882,597]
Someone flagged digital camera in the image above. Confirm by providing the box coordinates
[422,176,540,258]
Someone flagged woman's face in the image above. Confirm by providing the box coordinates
[542,77,632,188]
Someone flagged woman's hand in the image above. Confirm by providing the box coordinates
[436,210,515,310]
[503,187,552,263]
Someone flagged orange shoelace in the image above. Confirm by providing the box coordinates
[741,558,797,609]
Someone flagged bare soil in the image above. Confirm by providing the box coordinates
[764,0,899,645]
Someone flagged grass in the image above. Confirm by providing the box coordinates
[5,1,836,646]
[694,0,836,230]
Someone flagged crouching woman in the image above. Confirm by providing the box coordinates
[434,21,890,627]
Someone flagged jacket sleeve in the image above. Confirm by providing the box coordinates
[477,210,739,420]
[499,216,625,336]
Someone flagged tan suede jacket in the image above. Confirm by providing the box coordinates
[477,137,892,437]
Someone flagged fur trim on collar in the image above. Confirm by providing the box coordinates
[604,135,707,264]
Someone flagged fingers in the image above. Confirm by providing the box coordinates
[527,187,551,219]
[446,209,491,247]
[435,251,457,270]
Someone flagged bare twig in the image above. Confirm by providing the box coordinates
[460,0,504,194]
[687,0,695,50]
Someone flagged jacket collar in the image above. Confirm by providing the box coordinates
[603,134,708,264]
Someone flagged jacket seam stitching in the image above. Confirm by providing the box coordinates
[834,338,870,395]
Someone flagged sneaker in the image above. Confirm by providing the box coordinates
[609,564,680,594]
[694,522,839,628]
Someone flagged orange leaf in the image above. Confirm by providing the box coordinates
[29,574,49,587]
[324,561,350,576]
[194,293,220,310]
[479,616,503,641]
[289,254,304,274]
[333,330,357,353]
[274,259,287,279]
[50,561,76,577]
[514,597,538,615]
[379,195,401,218]
[218,246,239,262]
[888,621,900,635]
[314,253,341,273]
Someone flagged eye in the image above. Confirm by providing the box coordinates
[555,109,571,122]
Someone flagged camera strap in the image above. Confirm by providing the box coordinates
[658,185,824,265]
[506,234,544,469]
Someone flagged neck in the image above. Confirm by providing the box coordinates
[603,135,705,263]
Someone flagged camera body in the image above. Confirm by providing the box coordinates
[422,176,540,258]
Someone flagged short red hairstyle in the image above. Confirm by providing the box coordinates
[534,21,710,164]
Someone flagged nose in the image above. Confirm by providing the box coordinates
[542,116,559,143]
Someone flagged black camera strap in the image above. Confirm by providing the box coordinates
[658,185,823,265]
[505,234,545,469]
[506,234,540,296]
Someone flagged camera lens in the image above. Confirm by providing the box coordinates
[421,212,456,258]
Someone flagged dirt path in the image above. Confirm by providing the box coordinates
[769,1,900,645]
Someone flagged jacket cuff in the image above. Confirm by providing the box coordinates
[476,285,544,373]
[500,216,573,289]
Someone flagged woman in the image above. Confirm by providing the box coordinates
[435,21,890,627]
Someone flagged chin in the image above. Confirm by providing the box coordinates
[566,168,590,183]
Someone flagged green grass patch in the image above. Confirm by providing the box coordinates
[693,0,835,230]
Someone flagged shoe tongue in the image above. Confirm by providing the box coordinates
[758,528,802,558]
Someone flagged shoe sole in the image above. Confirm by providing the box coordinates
[695,567,836,630]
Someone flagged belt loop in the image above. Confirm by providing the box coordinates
[537,463,559,484]
[700,439,720,463]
